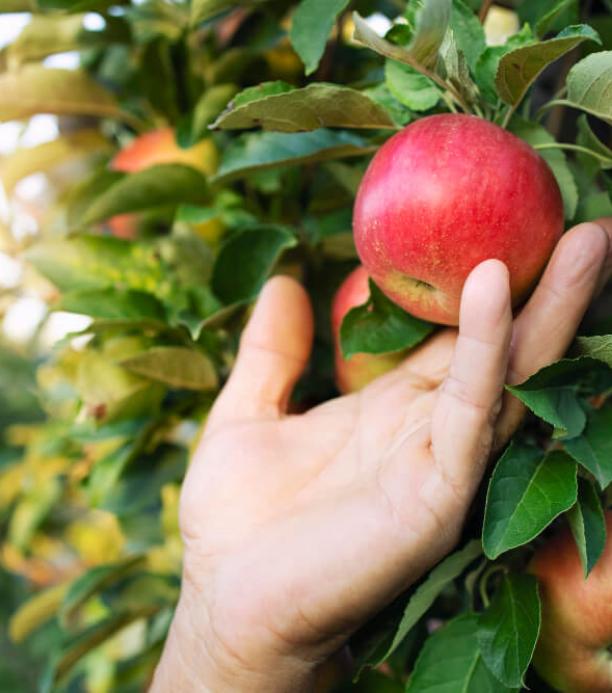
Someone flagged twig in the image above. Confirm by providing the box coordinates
[478,0,494,24]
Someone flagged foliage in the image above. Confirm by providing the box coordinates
[0,0,611,691]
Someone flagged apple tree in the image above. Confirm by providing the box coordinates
[0,0,611,691]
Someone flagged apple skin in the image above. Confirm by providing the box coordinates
[530,512,612,693]
[332,266,404,394]
[353,114,564,325]
[108,128,218,239]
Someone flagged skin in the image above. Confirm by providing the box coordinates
[151,218,612,692]
[531,512,612,693]
[332,266,404,394]
[354,114,564,325]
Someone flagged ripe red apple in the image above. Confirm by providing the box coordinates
[107,128,219,239]
[332,266,404,394]
[353,114,564,325]
[530,512,612,693]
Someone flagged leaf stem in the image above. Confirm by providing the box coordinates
[533,142,612,165]
[478,0,494,24]
[500,103,517,129]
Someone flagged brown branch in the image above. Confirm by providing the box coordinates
[478,0,494,24]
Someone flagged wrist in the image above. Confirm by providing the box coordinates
[151,591,318,692]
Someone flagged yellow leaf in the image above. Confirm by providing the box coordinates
[9,581,70,643]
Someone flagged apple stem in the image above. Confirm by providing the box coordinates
[533,142,612,166]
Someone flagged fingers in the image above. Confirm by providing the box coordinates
[495,220,611,446]
[209,276,314,425]
[431,260,513,489]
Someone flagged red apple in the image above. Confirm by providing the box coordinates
[332,266,404,394]
[353,114,564,325]
[530,512,612,693]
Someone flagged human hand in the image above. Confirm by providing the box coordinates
[152,219,611,692]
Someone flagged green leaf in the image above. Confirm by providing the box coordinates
[83,164,210,224]
[353,3,450,71]
[576,335,612,366]
[496,25,601,106]
[57,288,166,322]
[25,236,166,295]
[576,115,612,171]
[477,574,541,688]
[213,83,396,131]
[212,225,297,305]
[406,614,514,692]
[450,0,486,70]
[439,29,480,108]
[567,477,607,575]
[483,443,578,559]
[190,0,240,24]
[214,129,373,181]
[506,357,600,438]
[510,118,577,220]
[384,60,440,112]
[232,81,295,108]
[0,66,127,122]
[564,50,612,124]
[340,280,435,358]
[474,25,534,103]
[59,556,145,627]
[121,347,218,391]
[178,84,240,147]
[533,0,579,38]
[378,540,482,663]
[289,0,350,75]
[565,404,612,489]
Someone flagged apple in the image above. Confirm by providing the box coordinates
[108,128,219,239]
[353,113,564,325]
[332,266,404,394]
[530,512,612,693]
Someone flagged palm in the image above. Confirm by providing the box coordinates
[178,221,610,676]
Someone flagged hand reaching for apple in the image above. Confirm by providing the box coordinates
[151,219,612,693]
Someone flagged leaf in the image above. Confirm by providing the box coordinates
[214,129,373,181]
[439,29,480,108]
[565,404,612,489]
[190,0,265,25]
[177,83,240,147]
[57,288,166,322]
[340,280,435,358]
[567,477,607,575]
[450,0,486,71]
[212,225,297,305]
[0,130,110,194]
[406,614,514,692]
[8,13,129,64]
[0,66,126,122]
[232,81,295,108]
[576,115,612,170]
[25,236,166,295]
[59,556,145,627]
[477,574,541,688]
[496,25,601,106]
[83,164,210,224]
[289,0,350,75]
[121,347,218,391]
[483,443,577,559]
[44,606,159,690]
[564,50,612,124]
[534,0,579,38]
[378,540,482,663]
[352,5,450,71]
[506,357,601,438]
[576,335,612,366]
[9,583,70,644]
[510,118,577,220]
[213,83,396,131]
[384,60,440,112]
